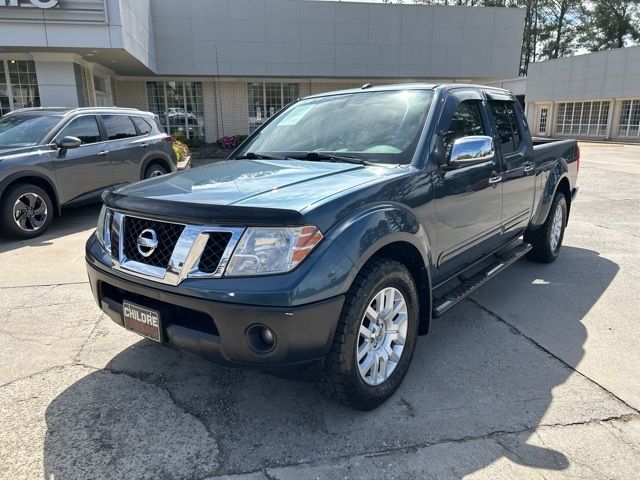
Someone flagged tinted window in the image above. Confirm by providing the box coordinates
[101,114,137,140]
[132,116,153,135]
[442,100,485,158]
[490,101,520,155]
[57,115,101,145]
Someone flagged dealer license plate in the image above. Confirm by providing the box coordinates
[123,301,162,342]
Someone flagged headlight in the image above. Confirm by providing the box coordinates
[225,226,323,276]
[95,206,112,253]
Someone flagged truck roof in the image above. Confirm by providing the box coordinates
[304,82,513,100]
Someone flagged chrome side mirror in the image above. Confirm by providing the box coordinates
[448,135,494,168]
[57,136,81,150]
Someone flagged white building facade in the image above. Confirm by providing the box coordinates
[0,0,524,141]
[525,46,640,142]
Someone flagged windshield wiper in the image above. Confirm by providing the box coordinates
[292,151,378,166]
[235,152,290,160]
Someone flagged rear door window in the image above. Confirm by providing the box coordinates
[131,116,153,135]
[101,114,138,140]
[489,101,520,155]
[57,115,101,145]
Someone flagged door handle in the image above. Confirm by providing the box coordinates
[488,175,502,184]
[524,163,534,173]
[139,143,149,148]
[98,150,109,156]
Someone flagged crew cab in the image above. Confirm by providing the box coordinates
[0,107,177,239]
[86,84,579,410]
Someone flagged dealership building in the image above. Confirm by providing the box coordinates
[0,0,524,141]
[524,46,640,141]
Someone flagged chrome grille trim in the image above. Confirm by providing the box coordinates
[109,211,244,286]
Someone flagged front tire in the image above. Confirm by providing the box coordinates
[318,258,419,410]
[525,192,567,263]
[0,183,54,239]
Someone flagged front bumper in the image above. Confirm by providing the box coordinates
[86,259,344,377]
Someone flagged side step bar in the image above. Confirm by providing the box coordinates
[432,242,532,318]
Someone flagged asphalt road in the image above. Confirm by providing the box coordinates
[0,143,639,479]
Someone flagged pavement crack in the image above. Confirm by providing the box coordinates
[468,298,640,415]
[207,413,640,477]
[72,313,103,364]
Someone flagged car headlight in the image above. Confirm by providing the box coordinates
[225,226,323,277]
[95,206,112,253]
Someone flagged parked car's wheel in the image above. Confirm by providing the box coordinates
[144,163,168,179]
[0,183,54,239]
[525,191,568,263]
[318,258,419,410]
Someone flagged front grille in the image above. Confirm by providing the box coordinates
[122,216,185,268]
[198,232,233,273]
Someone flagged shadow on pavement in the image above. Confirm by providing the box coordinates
[42,246,619,479]
[0,203,100,254]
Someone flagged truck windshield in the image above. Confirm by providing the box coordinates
[0,114,61,148]
[237,89,434,165]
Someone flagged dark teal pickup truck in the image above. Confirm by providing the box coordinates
[86,84,579,410]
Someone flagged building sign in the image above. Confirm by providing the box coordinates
[0,0,59,8]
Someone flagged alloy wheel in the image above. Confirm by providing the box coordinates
[357,287,408,386]
[550,202,564,252]
[13,193,48,232]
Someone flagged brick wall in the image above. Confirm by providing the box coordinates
[215,80,249,138]
[114,80,148,111]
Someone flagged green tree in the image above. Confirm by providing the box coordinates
[579,0,640,51]
[537,0,581,59]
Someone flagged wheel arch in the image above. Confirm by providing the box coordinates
[140,155,173,180]
[329,204,433,336]
[0,172,61,216]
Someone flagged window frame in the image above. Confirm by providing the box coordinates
[617,99,640,138]
[100,113,139,141]
[555,100,610,137]
[248,82,300,133]
[131,115,154,136]
[0,59,40,116]
[488,100,522,156]
[145,80,204,141]
[53,114,103,146]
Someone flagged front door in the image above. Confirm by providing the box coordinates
[51,114,112,204]
[535,104,551,136]
[432,90,503,282]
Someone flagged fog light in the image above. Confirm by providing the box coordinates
[246,324,277,354]
[260,327,275,346]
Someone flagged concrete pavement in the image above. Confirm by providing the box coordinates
[0,143,639,479]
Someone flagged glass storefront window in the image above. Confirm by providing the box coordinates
[146,81,205,142]
[555,101,609,137]
[248,82,299,132]
[618,99,640,138]
[0,60,40,117]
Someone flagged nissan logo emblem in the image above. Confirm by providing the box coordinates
[137,228,158,257]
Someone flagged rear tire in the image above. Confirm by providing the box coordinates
[525,192,567,263]
[144,163,168,179]
[0,183,54,239]
[318,258,419,410]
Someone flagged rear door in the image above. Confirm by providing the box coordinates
[51,114,112,204]
[432,89,503,280]
[99,114,143,184]
[487,95,535,236]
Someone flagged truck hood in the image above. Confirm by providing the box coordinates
[106,159,403,227]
